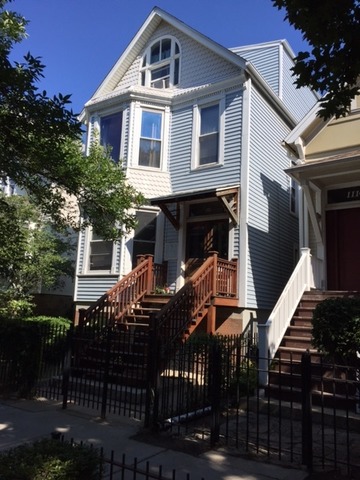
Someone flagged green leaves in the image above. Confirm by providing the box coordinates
[272,0,360,119]
[0,1,142,241]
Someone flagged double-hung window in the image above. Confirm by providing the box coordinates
[192,99,224,168]
[100,111,122,163]
[88,231,113,271]
[139,110,162,168]
[199,104,219,166]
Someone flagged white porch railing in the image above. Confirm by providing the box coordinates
[258,248,312,385]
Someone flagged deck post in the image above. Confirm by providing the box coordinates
[145,255,154,294]
[207,304,216,333]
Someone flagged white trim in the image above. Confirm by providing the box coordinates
[278,43,283,100]
[239,77,252,307]
[191,95,225,170]
[133,104,166,170]
[140,35,181,89]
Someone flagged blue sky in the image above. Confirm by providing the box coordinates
[10,0,307,115]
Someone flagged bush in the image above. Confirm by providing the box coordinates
[312,296,360,365]
[0,317,71,396]
[0,438,102,479]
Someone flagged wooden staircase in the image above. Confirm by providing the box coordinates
[72,253,238,388]
[267,290,359,410]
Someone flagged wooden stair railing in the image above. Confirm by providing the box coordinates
[154,253,238,351]
[79,255,167,331]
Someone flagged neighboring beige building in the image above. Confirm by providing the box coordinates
[284,95,360,291]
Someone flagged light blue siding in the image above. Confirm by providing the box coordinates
[281,51,318,122]
[76,276,119,302]
[247,87,298,309]
[232,45,280,96]
[170,89,243,193]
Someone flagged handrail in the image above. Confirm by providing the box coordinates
[79,255,166,331]
[258,248,312,385]
[154,253,237,351]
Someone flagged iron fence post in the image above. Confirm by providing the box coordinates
[210,338,222,447]
[145,313,160,429]
[100,326,112,420]
[301,350,313,471]
[62,323,74,410]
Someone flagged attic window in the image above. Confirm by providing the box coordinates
[141,37,180,89]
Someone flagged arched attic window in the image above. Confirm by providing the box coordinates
[140,37,180,89]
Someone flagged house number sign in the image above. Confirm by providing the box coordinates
[328,186,360,204]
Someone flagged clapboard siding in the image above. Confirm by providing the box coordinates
[76,276,119,303]
[170,89,242,192]
[281,51,318,122]
[247,87,298,309]
[232,45,280,96]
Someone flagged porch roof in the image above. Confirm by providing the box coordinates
[285,149,360,189]
[150,185,240,230]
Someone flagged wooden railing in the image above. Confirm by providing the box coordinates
[79,255,166,331]
[155,253,237,351]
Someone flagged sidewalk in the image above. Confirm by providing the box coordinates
[0,397,308,480]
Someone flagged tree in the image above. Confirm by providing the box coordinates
[272,0,360,119]
[0,0,143,241]
[0,194,75,315]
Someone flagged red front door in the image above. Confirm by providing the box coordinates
[326,208,360,290]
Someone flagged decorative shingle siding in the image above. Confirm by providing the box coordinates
[126,169,172,199]
[232,45,280,96]
[247,87,298,309]
[116,21,240,92]
[76,276,119,302]
[281,51,318,122]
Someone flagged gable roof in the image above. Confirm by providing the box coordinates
[92,7,247,100]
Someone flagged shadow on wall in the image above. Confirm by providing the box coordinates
[247,173,299,311]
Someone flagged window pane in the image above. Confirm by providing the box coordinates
[150,41,160,64]
[200,105,219,135]
[161,38,171,60]
[175,42,180,54]
[139,139,161,168]
[89,241,112,270]
[174,58,179,85]
[141,111,162,139]
[151,65,170,81]
[100,112,122,162]
[199,133,219,165]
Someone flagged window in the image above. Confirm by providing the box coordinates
[100,112,122,162]
[199,105,219,166]
[139,110,162,168]
[88,231,113,271]
[192,100,224,168]
[141,37,180,89]
[132,211,157,268]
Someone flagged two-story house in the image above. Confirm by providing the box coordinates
[73,7,318,336]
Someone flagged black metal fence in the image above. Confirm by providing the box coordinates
[1,322,359,476]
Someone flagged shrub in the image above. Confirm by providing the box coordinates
[312,296,360,365]
[0,317,71,396]
[0,438,102,479]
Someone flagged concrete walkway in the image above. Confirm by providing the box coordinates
[0,398,309,480]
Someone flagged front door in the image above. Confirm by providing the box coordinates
[326,207,360,290]
[185,220,229,278]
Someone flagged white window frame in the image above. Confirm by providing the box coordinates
[191,96,225,170]
[84,228,116,274]
[140,36,181,89]
[133,104,168,170]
